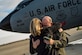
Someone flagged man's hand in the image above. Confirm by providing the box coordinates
[59,28,63,32]
[32,38,40,49]
[44,38,54,45]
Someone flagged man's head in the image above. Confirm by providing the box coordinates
[42,16,52,27]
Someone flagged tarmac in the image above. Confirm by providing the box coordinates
[66,44,82,55]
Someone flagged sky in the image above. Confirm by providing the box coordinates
[0,0,23,22]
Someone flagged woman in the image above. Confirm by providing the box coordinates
[29,18,48,55]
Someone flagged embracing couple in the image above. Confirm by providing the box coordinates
[29,16,68,55]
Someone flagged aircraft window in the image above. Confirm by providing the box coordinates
[16,0,34,10]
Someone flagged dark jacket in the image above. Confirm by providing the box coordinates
[30,34,48,55]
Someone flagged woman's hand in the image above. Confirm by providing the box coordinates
[32,38,40,49]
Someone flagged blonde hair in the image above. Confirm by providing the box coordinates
[30,18,42,36]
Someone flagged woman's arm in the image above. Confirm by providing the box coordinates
[30,36,36,54]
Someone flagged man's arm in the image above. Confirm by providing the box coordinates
[53,31,67,48]
[44,31,67,48]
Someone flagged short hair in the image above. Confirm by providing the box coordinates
[30,18,41,36]
[42,16,52,23]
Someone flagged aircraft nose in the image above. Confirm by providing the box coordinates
[0,18,12,31]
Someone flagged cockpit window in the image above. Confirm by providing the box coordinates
[16,0,34,10]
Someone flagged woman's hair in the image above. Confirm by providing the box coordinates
[30,18,42,36]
